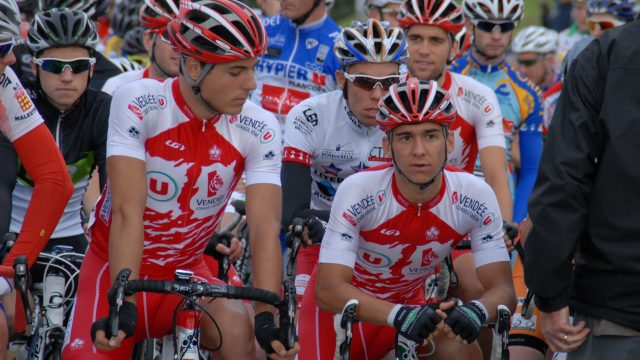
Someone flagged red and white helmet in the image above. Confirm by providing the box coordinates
[140,0,179,32]
[377,78,456,132]
[462,0,524,22]
[168,0,267,64]
[398,0,465,34]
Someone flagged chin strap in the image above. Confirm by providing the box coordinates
[150,33,173,79]
[292,0,322,26]
[389,127,448,190]
[179,56,219,123]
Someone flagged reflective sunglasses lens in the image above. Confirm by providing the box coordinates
[0,42,13,58]
[351,76,399,91]
[476,21,515,33]
[40,59,92,74]
[588,20,618,31]
[517,59,538,67]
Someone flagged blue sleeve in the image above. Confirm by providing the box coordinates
[514,98,543,223]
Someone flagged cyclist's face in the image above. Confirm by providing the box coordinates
[573,2,589,33]
[146,31,180,78]
[0,40,16,75]
[385,122,452,183]
[282,0,317,20]
[406,25,454,81]
[516,52,548,86]
[336,61,400,127]
[367,4,402,27]
[473,22,512,59]
[200,57,258,115]
[33,46,92,112]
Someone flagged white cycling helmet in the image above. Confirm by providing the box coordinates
[366,0,403,7]
[512,26,558,54]
[334,18,408,67]
[326,0,334,8]
[0,0,21,42]
[110,56,146,72]
[463,0,524,21]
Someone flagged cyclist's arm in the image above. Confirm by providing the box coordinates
[94,93,111,192]
[246,183,283,314]
[474,261,516,321]
[479,147,513,222]
[281,162,329,226]
[0,135,16,237]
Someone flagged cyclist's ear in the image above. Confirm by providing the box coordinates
[336,70,345,90]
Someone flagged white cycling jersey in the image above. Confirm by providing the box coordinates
[320,165,509,303]
[284,91,390,211]
[91,78,281,275]
[0,67,42,141]
[101,68,151,96]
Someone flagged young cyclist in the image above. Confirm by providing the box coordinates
[365,0,403,26]
[512,26,559,92]
[9,8,111,258]
[101,0,180,95]
[298,78,516,359]
[454,0,543,225]
[281,18,407,302]
[0,0,73,354]
[63,1,298,359]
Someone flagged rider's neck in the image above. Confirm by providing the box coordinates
[178,76,218,121]
[472,48,506,67]
[395,171,444,206]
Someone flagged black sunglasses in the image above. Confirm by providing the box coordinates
[34,57,96,74]
[517,58,541,67]
[474,21,516,33]
[0,41,13,58]
[344,73,401,91]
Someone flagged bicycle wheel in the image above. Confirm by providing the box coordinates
[131,338,156,360]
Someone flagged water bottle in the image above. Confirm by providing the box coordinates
[44,245,73,327]
[174,303,201,360]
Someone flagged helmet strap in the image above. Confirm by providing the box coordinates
[292,0,322,26]
[388,127,448,190]
[150,33,172,78]
[179,56,219,117]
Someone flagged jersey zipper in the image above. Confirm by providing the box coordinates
[55,115,62,148]
[417,203,422,217]
[278,26,301,115]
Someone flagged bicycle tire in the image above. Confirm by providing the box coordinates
[131,338,156,360]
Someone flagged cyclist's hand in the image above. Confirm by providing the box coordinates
[215,236,243,262]
[91,301,137,350]
[502,221,519,253]
[437,300,486,344]
[255,311,300,359]
[392,304,442,345]
[302,216,327,246]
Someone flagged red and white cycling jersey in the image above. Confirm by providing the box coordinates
[0,67,42,141]
[284,91,390,211]
[90,78,281,276]
[320,165,509,303]
[101,68,151,96]
[440,71,505,173]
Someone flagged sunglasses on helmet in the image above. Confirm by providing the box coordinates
[0,41,14,58]
[473,20,516,33]
[343,73,401,91]
[33,57,96,74]
[587,18,625,32]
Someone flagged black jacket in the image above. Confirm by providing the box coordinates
[525,20,640,330]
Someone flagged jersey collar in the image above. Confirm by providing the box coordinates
[171,78,222,125]
[391,169,447,211]
[294,14,328,31]
[469,51,505,74]
[440,71,453,91]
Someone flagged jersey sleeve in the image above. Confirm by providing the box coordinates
[468,181,510,267]
[473,86,506,150]
[105,84,148,161]
[0,68,43,143]
[243,107,282,186]
[283,101,319,166]
[318,176,364,268]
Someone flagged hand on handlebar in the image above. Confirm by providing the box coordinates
[502,221,519,253]
[212,233,244,262]
[254,311,300,359]
[91,300,137,350]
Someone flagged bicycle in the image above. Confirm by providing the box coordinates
[121,267,296,360]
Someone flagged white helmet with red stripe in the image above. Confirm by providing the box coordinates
[398,0,466,35]
[462,0,524,21]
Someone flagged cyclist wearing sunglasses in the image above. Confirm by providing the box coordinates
[282,18,407,310]
[102,0,180,96]
[453,0,543,226]
[250,0,341,128]
[0,0,73,355]
[300,78,515,359]
[7,8,110,268]
[66,1,298,359]
[365,0,403,27]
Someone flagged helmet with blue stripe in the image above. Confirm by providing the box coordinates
[334,18,408,67]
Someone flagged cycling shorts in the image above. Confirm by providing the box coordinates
[202,254,244,287]
[62,246,225,359]
[508,254,547,355]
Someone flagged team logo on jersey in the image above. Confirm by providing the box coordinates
[70,338,85,350]
[420,248,438,267]
[358,249,392,268]
[263,150,276,160]
[260,128,276,144]
[451,191,459,204]
[321,143,354,161]
[342,212,357,226]
[207,171,224,197]
[369,147,391,162]
[302,108,318,126]
[322,163,342,176]
[165,140,185,151]
[482,212,495,225]
[157,95,167,109]
[315,44,330,65]
[14,87,33,112]
[425,226,440,241]
[453,192,489,223]
[376,190,386,205]
[459,87,494,115]
[306,39,319,49]
[208,145,221,161]
[480,234,493,244]
[351,162,369,172]
[128,104,143,120]
[128,126,140,139]
[147,171,178,202]
[457,87,464,97]
[341,233,354,242]
[130,93,165,115]
[229,115,239,124]
[380,228,400,236]
[486,120,496,128]
[0,73,12,88]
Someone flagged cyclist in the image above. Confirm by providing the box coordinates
[250,0,341,129]
[365,0,403,26]
[101,0,180,95]
[282,18,407,303]
[63,1,298,359]
[10,0,121,91]
[298,78,516,359]
[103,0,143,59]
[0,0,73,354]
[512,26,559,92]
[554,0,590,74]
[453,0,543,225]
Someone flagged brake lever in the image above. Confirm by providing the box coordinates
[286,218,304,278]
[108,268,131,338]
[279,278,297,349]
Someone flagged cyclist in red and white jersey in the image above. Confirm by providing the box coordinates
[0,0,73,355]
[298,78,515,359]
[101,0,180,95]
[281,18,407,303]
[63,1,298,359]
[398,0,512,223]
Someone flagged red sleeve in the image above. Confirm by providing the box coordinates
[3,123,72,267]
